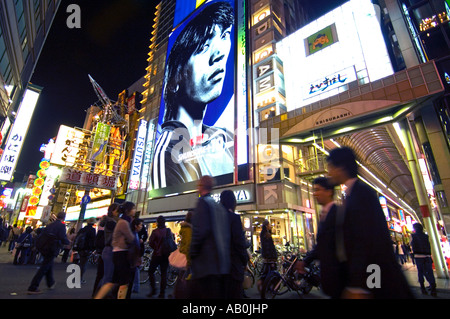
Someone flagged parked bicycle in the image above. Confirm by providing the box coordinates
[261,254,320,299]
[139,244,178,286]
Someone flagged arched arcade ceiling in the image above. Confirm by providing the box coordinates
[331,125,420,215]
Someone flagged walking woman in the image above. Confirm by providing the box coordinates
[94,201,137,299]
[94,203,120,296]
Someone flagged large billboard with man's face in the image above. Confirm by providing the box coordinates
[150,0,238,195]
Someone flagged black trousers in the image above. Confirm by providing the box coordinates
[148,255,168,294]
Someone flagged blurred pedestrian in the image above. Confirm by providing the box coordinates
[258,219,277,291]
[8,224,21,252]
[190,175,231,299]
[91,223,105,297]
[27,212,69,294]
[398,241,406,265]
[13,226,33,265]
[326,146,414,299]
[74,217,97,284]
[295,176,338,296]
[147,215,174,299]
[132,221,148,293]
[0,218,7,246]
[174,210,193,299]
[61,227,76,263]
[94,201,137,299]
[179,211,193,267]
[411,223,437,296]
[97,203,120,293]
[220,190,249,299]
[127,218,143,299]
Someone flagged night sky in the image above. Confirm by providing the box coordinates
[14,0,347,183]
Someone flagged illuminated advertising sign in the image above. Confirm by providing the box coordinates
[305,24,337,56]
[277,0,394,111]
[379,196,390,221]
[151,0,237,192]
[141,119,156,190]
[90,123,111,162]
[173,0,207,28]
[51,125,85,167]
[0,88,40,181]
[129,119,147,190]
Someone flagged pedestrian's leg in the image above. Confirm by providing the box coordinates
[92,255,104,297]
[28,255,52,293]
[424,257,437,296]
[79,252,88,282]
[159,257,169,298]
[94,282,115,299]
[13,247,21,265]
[133,266,140,293]
[45,257,56,288]
[415,258,427,294]
[147,257,158,296]
[126,269,136,299]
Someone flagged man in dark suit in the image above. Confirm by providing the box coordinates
[190,175,231,298]
[295,176,341,297]
[326,147,414,299]
[220,189,249,299]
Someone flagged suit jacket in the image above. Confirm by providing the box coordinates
[228,209,249,281]
[337,179,414,299]
[190,194,231,280]
[303,203,345,298]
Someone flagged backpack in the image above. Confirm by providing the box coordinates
[21,234,32,248]
[73,229,88,252]
[35,231,58,257]
[160,228,177,256]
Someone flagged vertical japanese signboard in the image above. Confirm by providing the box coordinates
[50,125,85,167]
[0,88,41,181]
[90,122,111,162]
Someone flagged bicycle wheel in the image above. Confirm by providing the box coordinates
[139,256,150,284]
[261,272,289,299]
[166,266,178,287]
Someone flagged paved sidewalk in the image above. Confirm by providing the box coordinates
[0,244,449,299]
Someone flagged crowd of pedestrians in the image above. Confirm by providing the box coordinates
[0,147,443,299]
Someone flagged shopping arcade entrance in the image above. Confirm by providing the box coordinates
[259,60,449,278]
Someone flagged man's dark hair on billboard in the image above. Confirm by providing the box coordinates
[163,1,234,122]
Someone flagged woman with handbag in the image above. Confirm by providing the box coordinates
[173,211,192,299]
[94,201,137,299]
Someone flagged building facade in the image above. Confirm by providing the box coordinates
[113,0,449,269]
[0,0,61,158]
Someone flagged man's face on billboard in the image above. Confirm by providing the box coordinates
[183,24,232,105]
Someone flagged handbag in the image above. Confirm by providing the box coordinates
[161,228,177,256]
[169,248,187,269]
